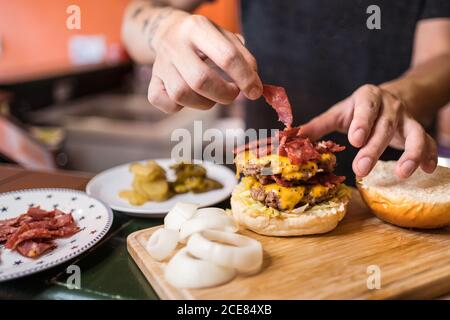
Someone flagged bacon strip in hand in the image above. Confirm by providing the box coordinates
[262,85,293,129]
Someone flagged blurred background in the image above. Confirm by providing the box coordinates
[0,0,449,173]
[0,0,244,172]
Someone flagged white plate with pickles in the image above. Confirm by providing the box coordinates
[86,159,237,217]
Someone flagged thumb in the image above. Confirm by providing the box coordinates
[300,98,350,141]
[235,33,245,45]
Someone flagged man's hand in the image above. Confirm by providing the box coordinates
[148,11,262,113]
[301,84,438,179]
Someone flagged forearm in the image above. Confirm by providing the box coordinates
[122,0,202,65]
[381,53,450,126]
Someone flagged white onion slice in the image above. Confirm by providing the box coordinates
[164,202,198,231]
[187,230,263,274]
[145,228,179,261]
[164,248,236,288]
[194,207,226,219]
[179,213,238,242]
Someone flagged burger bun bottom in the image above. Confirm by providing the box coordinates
[230,183,350,236]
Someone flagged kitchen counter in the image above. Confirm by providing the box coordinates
[0,164,449,300]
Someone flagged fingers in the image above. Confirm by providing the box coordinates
[353,96,400,177]
[223,31,255,72]
[421,134,438,173]
[394,120,426,178]
[234,33,245,45]
[172,46,239,104]
[148,75,183,113]
[300,98,353,141]
[188,15,263,99]
[149,14,262,112]
[158,62,217,110]
[347,85,382,148]
[302,83,436,179]
[394,118,437,178]
[150,53,218,111]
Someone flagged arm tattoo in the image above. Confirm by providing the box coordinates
[132,6,144,19]
[142,18,149,33]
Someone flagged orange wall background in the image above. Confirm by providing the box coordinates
[0,0,238,83]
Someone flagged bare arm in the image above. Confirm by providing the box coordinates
[381,19,450,126]
[302,19,450,179]
[121,0,205,64]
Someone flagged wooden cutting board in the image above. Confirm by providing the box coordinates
[127,189,450,299]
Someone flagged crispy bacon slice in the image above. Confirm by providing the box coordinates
[316,140,346,153]
[0,217,20,228]
[49,225,80,237]
[53,213,75,227]
[234,132,345,165]
[307,173,346,188]
[282,138,321,165]
[277,126,303,139]
[16,240,56,258]
[27,206,56,220]
[0,213,33,228]
[233,127,304,155]
[8,222,79,249]
[7,228,53,250]
[1,206,79,258]
[263,85,293,128]
[271,175,294,187]
[0,225,18,242]
[233,137,273,154]
[27,214,74,230]
[5,224,31,249]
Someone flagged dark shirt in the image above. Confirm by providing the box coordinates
[241,0,450,180]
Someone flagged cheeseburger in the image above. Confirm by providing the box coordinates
[230,85,351,236]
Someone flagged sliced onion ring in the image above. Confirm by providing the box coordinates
[164,248,236,288]
[145,228,179,261]
[164,202,198,231]
[187,230,263,274]
[179,213,238,242]
[194,207,226,219]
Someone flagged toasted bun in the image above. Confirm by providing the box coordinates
[357,161,450,229]
[230,182,350,236]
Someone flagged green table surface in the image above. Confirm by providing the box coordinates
[0,164,231,300]
[1,213,161,300]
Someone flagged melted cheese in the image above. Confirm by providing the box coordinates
[242,176,332,211]
[310,184,329,198]
[320,153,332,161]
[236,151,334,210]
[242,176,258,189]
[263,184,305,211]
[235,151,319,180]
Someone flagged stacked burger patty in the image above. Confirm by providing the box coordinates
[234,128,346,212]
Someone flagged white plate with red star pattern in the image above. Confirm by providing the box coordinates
[0,188,113,281]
